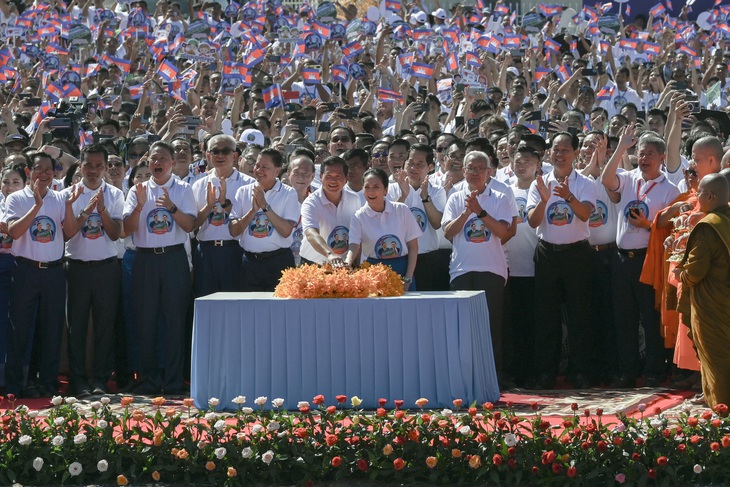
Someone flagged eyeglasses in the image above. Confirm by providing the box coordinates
[331,137,351,143]
[372,151,388,158]
[128,152,145,159]
[54,164,63,171]
[210,147,235,156]
[465,166,488,173]
[109,161,126,168]
[435,147,448,153]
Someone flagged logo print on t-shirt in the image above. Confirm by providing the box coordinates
[30,216,56,243]
[516,197,528,224]
[207,202,228,226]
[327,225,349,255]
[147,208,174,235]
[589,200,609,228]
[623,200,649,221]
[613,95,628,111]
[374,234,402,259]
[81,213,105,239]
[463,216,490,243]
[547,201,574,226]
[249,211,274,238]
[410,207,427,232]
[1,233,12,249]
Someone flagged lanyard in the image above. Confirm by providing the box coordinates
[637,180,657,201]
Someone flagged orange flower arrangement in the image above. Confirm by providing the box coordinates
[274,263,404,299]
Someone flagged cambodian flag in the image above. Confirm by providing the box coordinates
[544,37,561,53]
[128,84,144,99]
[410,62,434,79]
[45,82,64,102]
[649,2,665,17]
[157,59,178,82]
[342,41,363,59]
[466,51,481,67]
[597,84,614,101]
[502,35,522,49]
[262,84,283,109]
[678,44,697,57]
[534,66,551,81]
[385,0,400,12]
[62,84,82,98]
[446,52,458,72]
[302,67,321,85]
[556,65,572,83]
[538,4,562,17]
[494,3,509,15]
[332,65,347,83]
[378,88,403,104]
[619,39,638,50]
[644,42,661,56]
[244,47,265,67]
[223,62,248,77]
[313,21,330,39]
[79,129,94,149]
[599,2,613,13]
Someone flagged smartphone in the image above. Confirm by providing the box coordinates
[471,87,486,98]
[418,86,427,100]
[323,102,339,111]
[49,118,72,129]
[567,127,579,137]
[292,120,313,133]
[597,62,605,75]
[528,111,542,121]
[25,97,42,107]
[467,117,480,130]
[268,55,281,63]
[284,102,302,111]
[454,83,465,94]
[186,116,203,126]
[629,207,640,218]
[455,116,465,128]
[582,68,597,76]
[510,49,525,58]
[674,81,688,90]
[414,102,430,115]
[637,110,646,120]
[147,134,161,144]
[92,133,114,143]
[317,121,331,132]
[644,61,655,69]
[539,120,550,137]
[42,132,53,144]
[18,93,30,99]
[339,107,360,119]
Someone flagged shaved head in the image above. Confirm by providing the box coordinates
[692,136,723,179]
[722,149,730,170]
[720,168,730,198]
[698,173,729,212]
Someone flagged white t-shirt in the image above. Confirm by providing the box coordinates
[506,185,539,277]
[527,168,597,244]
[300,188,363,264]
[587,175,620,246]
[613,169,680,249]
[192,169,255,242]
[64,181,124,260]
[441,184,513,281]
[349,200,421,260]
[386,181,447,254]
[601,86,642,118]
[0,196,13,255]
[230,179,301,252]
[4,187,66,261]
[122,176,196,248]
[291,81,332,103]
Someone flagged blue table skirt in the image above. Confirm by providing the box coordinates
[191,291,499,410]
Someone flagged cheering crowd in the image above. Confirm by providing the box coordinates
[0,0,730,405]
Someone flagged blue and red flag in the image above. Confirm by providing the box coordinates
[649,2,666,17]
[332,65,348,83]
[544,37,561,53]
[538,4,562,17]
[597,84,614,101]
[157,59,179,82]
[556,64,572,83]
[378,88,403,104]
[446,52,458,72]
[410,62,434,79]
[45,82,64,102]
[385,0,400,12]
[301,67,321,85]
[244,47,265,67]
[128,84,144,99]
[534,66,551,81]
[342,41,363,59]
[465,51,481,67]
[262,84,283,108]
[494,3,509,15]
[502,35,522,49]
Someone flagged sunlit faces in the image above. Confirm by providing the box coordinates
[636,142,664,179]
[363,173,387,209]
[133,165,151,184]
[463,155,491,189]
[253,154,281,188]
[550,135,578,169]
[387,144,408,174]
[580,133,602,165]
[405,151,432,186]
[287,157,315,190]
[321,163,347,194]
[148,146,175,183]
[444,147,465,172]
[692,144,721,180]
[80,152,107,187]
[30,156,55,187]
[513,151,539,181]
[205,139,235,170]
[328,128,353,156]
[346,157,367,189]
[1,169,24,197]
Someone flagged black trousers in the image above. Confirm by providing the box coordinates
[66,258,121,386]
[533,240,594,379]
[193,242,243,297]
[415,249,451,291]
[241,248,295,292]
[5,261,65,395]
[504,276,535,384]
[132,248,191,392]
[589,247,618,382]
[611,249,664,379]
[450,271,505,376]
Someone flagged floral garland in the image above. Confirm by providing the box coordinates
[274,263,405,299]
[1,394,730,486]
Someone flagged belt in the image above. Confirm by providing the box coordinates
[244,247,291,261]
[16,256,63,269]
[618,247,647,259]
[199,239,238,247]
[591,242,617,252]
[539,239,588,252]
[136,244,185,255]
[67,257,117,266]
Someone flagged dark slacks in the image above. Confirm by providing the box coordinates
[0,253,14,386]
[451,271,505,376]
[504,276,535,384]
[241,248,295,292]
[589,246,618,382]
[193,241,243,297]
[533,240,594,379]
[133,248,191,392]
[415,249,451,291]
[612,249,664,379]
[66,258,121,386]
[5,261,65,395]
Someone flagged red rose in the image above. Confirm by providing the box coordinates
[493,411,501,420]
[313,395,325,405]
[688,417,699,427]
[376,408,387,417]
[546,450,556,463]
[596,408,603,416]
[508,459,517,469]
[378,398,387,407]
[6,394,15,403]
[561,435,570,444]
[393,458,405,471]
[507,447,516,456]
[357,459,368,472]
[540,420,550,430]
[335,395,347,403]
[613,437,623,446]
[422,414,430,422]
[468,407,477,416]
[722,436,730,448]
[567,466,577,478]
[531,402,538,411]
[299,406,310,414]
[581,442,589,451]
[294,428,308,438]
[562,420,573,428]
[408,430,419,442]
[483,402,494,411]
[331,456,342,467]
[453,398,463,408]
[711,442,720,451]
[597,440,607,452]
[552,462,563,474]
[635,437,644,446]
[648,468,657,479]
[325,435,337,446]
[395,410,405,420]
[498,419,507,429]
[571,403,579,411]
[585,409,591,417]
[657,456,668,466]
[662,428,671,438]
[506,401,513,408]
[654,406,661,415]
[677,443,686,453]
[493,454,503,466]
[477,433,488,443]
[544,438,552,446]
[714,403,729,417]
[532,466,539,475]
[394,400,404,409]
[632,453,641,461]
[326,405,336,414]
[690,435,700,444]
[676,426,683,435]
[702,410,713,420]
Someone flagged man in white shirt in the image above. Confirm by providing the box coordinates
[601,67,642,118]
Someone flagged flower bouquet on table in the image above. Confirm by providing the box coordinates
[667,210,706,263]
[274,262,404,299]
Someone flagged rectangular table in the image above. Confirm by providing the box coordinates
[191,291,499,410]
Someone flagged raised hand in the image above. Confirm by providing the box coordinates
[553,178,573,201]
[134,183,147,211]
[156,186,174,210]
[396,169,410,198]
[465,190,482,215]
[617,124,638,151]
[536,175,551,202]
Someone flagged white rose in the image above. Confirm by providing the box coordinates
[261,450,275,465]
[214,420,226,431]
[52,435,65,446]
[232,396,246,405]
[28,411,38,419]
[100,397,111,405]
[97,420,108,429]
[18,435,32,446]
[650,419,663,429]
[54,417,65,426]
[297,401,310,409]
[197,441,206,450]
[267,421,280,432]
[73,434,87,445]
[441,408,453,417]
[33,457,44,471]
[204,412,217,422]
[97,459,108,472]
[16,405,28,414]
[215,447,226,459]
[241,407,254,414]
[252,424,263,434]
[68,462,83,476]
[272,398,285,408]
[459,425,471,435]
[236,432,246,442]
[51,396,63,406]
[208,397,220,408]
[66,397,78,405]
[694,464,703,474]
[241,447,253,458]
[504,433,517,447]
[254,396,268,406]
[277,431,287,438]
[90,401,102,410]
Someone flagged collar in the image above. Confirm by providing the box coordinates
[640,171,666,184]
[363,199,393,216]
[149,175,176,190]
[263,179,282,193]
[80,180,107,193]
[547,168,577,183]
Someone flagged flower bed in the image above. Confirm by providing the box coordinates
[1,394,730,486]
[274,263,404,298]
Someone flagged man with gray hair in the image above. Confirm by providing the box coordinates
[601,125,680,387]
[442,150,514,384]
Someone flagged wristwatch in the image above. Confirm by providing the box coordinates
[477,209,487,218]
[170,204,178,214]
[403,277,413,285]
[566,194,576,203]
[422,195,431,204]
[262,204,271,213]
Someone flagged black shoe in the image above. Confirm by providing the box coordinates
[22,384,41,399]
[38,385,58,397]
[573,374,591,389]
[69,382,92,398]
[91,381,108,395]
[132,382,162,396]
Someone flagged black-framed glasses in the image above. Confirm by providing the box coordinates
[210,147,235,156]
[331,136,351,143]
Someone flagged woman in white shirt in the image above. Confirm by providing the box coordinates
[345,168,421,291]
